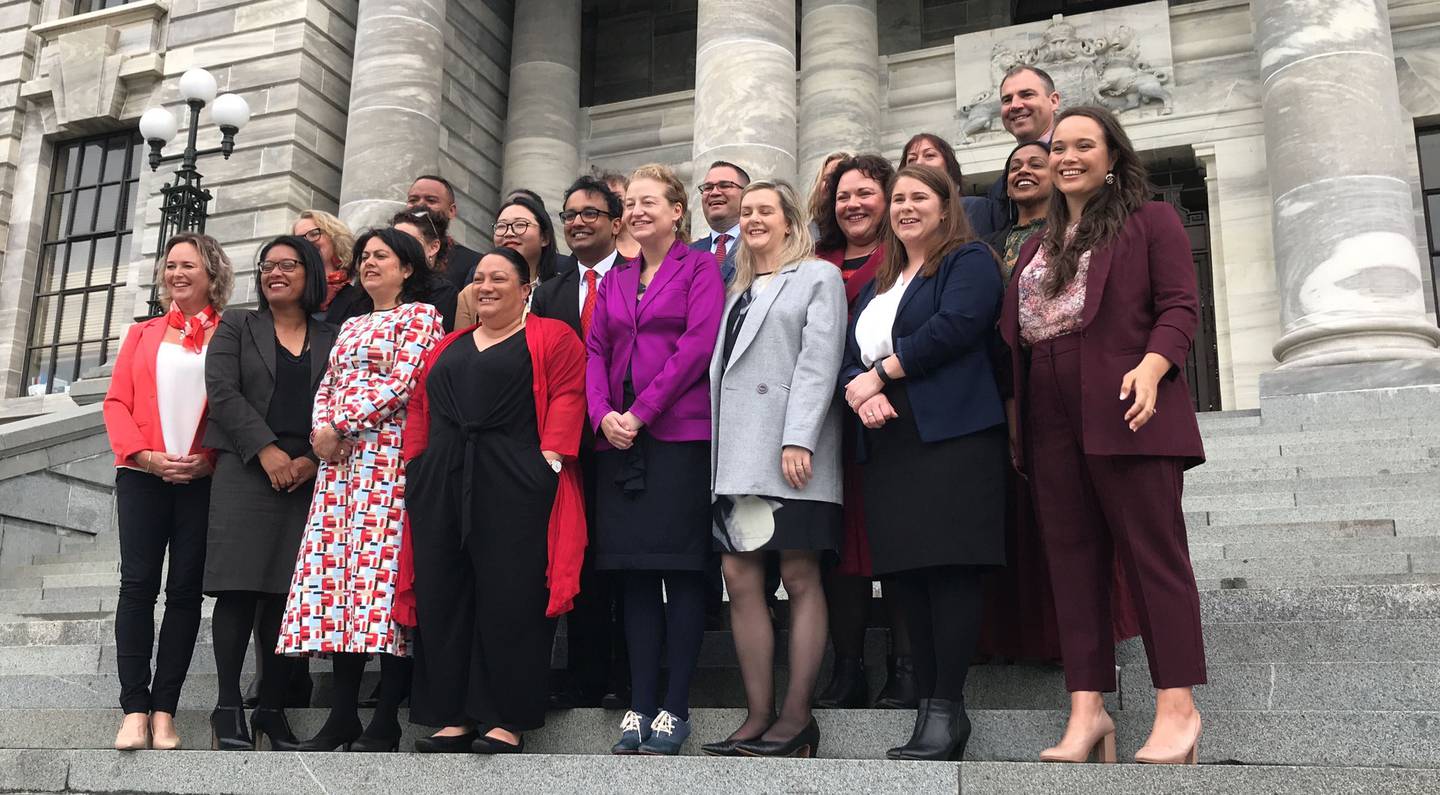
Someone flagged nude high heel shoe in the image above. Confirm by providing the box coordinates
[149,711,182,751]
[1135,714,1201,765]
[1039,712,1117,763]
[115,713,151,751]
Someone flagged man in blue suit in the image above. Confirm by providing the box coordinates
[690,160,749,285]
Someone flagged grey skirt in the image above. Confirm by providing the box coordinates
[203,450,312,595]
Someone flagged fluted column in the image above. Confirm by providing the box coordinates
[337,0,446,232]
[499,0,581,217]
[1253,0,1440,370]
[798,0,880,191]
[692,0,797,224]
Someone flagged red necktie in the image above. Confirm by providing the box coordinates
[581,268,598,340]
[713,233,730,263]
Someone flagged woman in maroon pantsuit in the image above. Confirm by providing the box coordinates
[1000,106,1207,765]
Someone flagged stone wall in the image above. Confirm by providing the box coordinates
[440,0,513,247]
[0,1,43,399]
[0,404,113,570]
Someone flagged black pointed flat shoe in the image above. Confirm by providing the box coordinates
[415,731,478,754]
[734,718,820,759]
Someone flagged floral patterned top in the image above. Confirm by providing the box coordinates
[1018,237,1090,346]
[1000,218,1047,284]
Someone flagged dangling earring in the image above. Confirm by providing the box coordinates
[1105,172,1116,185]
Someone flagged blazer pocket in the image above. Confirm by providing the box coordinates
[646,285,689,319]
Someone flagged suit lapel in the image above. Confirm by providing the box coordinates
[725,266,793,369]
[613,261,641,326]
[559,268,583,331]
[637,241,685,318]
[1080,241,1117,329]
[892,270,927,330]
[138,319,164,388]
[308,320,336,389]
[249,311,277,379]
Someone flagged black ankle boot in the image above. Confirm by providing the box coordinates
[297,716,363,752]
[814,657,867,708]
[874,655,918,709]
[250,708,301,751]
[888,698,971,761]
[210,707,253,751]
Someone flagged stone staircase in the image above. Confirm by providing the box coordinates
[2,390,1439,792]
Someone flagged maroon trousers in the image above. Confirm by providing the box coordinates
[1026,334,1206,693]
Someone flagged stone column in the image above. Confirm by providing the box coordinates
[337,0,446,232]
[1253,0,1440,373]
[692,0,797,226]
[798,0,880,193]
[499,0,581,218]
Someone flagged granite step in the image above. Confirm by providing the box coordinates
[1190,552,1428,582]
[1195,501,1440,527]
[1186,459,1440,484]
[1,707,1437,768]
[1184,473,1440,497]
[1189,449,1438,471]
[1201,573,1440,590]
[1185,520,1397,544]
[957,762,1440,795]
[26,550,122,567]
[1190,535,1440,562]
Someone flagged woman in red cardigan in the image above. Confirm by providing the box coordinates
[397,246,587,754]
[1001,106,1207,765]
[102,232,234,751]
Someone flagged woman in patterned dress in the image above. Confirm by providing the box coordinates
[276,227,444,752]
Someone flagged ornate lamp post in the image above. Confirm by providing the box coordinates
[137,67,251,317]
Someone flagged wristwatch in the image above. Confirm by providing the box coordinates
[874,358,894,385]
[548,457,563,474]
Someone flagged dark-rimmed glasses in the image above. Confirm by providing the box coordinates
[494,219,534,237]
[697,181,743,195]
[559,207,614,224]
[258,259,303,274]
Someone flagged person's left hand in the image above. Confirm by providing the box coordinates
[858,393,898,429]
[287,457,319,491]
[1120,353,1172,432]
[844,369,884,412]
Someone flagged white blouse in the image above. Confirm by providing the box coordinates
[853,273,909,368]
[155,342,208,456]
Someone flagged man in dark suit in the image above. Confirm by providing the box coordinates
[690,160,749,285]
[988,66,1062,219]
[407,174,484,291]
[532,175,629,709]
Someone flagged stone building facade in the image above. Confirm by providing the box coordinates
[1,0,1439,412]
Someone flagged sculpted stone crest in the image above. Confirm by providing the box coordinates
[956,9,1175,143]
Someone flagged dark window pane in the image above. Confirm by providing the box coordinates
[51,345,78,393]
[70,188,97,234]
[103,136,127,182]
[78,343,105,381]
[56,292,85,345]
[37,245,61,293]
[29,295,56,348]
[63,240,92,291]
[1427,194,1440,253]
[24,347,52,396]
[78,141,103,186]
[95,184,122,233]
[121,180,139,232]
[92,237,117,281]
[83,290,110,341]
[62,145,81,190]
[115,233,132,279]
[1420,131,1440,191]
[44,193,70,240]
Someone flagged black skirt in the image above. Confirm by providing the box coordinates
[203,451,311,595]
[861,384,1007,576]
[712,495,841,553]
[594,431,711,571]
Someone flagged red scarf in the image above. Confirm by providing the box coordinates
[321,269,350,310]
[165,302,218,353]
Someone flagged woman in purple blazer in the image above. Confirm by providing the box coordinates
[585,163,725,756]
[1000,106,1206,766]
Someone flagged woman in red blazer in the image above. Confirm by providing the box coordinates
[396,246,586,755]
[102,232,234,751]
[999,106,1207,766]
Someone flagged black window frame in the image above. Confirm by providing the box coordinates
[71,0,136,14]
[1420,125,1440,325]
[23,130,142,396]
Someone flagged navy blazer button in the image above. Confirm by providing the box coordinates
[757,384,768,394]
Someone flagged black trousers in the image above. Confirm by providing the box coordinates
[887,564,984,702]
[114,469,211,714]
[563,453,627,698]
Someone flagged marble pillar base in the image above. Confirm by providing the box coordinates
[1259,358,1440,399]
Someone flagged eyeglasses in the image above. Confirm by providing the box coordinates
[406,208,440,241]
[559,207,614,224]
[494,219,533,237]
[301,228,325,243]
[258,259,303,274]
[697,181,742,195]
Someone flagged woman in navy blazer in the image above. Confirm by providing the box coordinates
[840,164,1007,761]
[585,163,725,756]
[999,106,1206,766]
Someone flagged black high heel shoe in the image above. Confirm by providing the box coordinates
[700,719,773,757]
[349,732,400,753]
[297,718,363,752]
[250,708,301,751]
[734,717,821,758]
[210,707,253,751]
[814,657,867,709]
[472,732,525,754]
[415,730,478,754]
[874,655,919,709]
[887,698,970,761]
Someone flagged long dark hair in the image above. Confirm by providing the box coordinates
[256,235,327,314]
[497,194,558,282]
[393,206,451,271]
[900,132,964,188]
[483,245,532,284]
[874,164,975,293]
[351,227,434,305]
[815,153,896,254]
[1041,105,1151,297]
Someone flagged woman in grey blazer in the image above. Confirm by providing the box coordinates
[702,181,846,759]
[202,235,336,751]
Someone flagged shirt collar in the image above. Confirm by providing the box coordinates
[713,224,741,243]
[578,249,619,278]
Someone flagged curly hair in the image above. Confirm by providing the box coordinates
[1040,105,1152,297]
[296,209,355,272]
[629,163,691,243]
[154,232,235,311]
[806,151,851,230]
[814,153,896,254]
[351,227,436,306]
[393,205,451,272]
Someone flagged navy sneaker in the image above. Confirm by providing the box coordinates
[611,710,652,755]
[637,710,691,756]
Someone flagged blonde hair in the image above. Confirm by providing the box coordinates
[297,208,356,272]
[732,180,814,295]
[807,151,850,225]
[629,163,690,244]
[154,232,235,311]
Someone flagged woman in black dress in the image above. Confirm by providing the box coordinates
[401,246,588,754]
[202,235,335,750]
[841,165,1007,761]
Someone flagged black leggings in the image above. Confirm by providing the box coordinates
[887,565,985,702]
[622,570,706,720]
[114,469,210,714]
[211,591,291,709]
